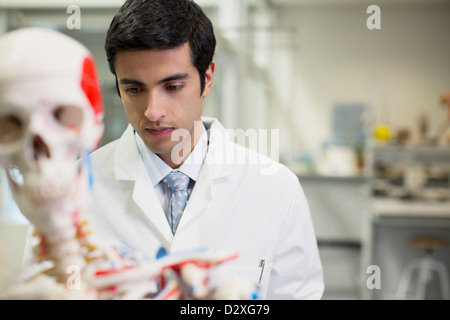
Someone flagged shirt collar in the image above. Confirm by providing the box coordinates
[135,124,208,186]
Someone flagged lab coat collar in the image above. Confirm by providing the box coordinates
[202,117,233,180]
[113,118,234,182]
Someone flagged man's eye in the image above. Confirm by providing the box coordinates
[166,84,183,91]
[126,87,141,94]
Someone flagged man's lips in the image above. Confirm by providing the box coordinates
[146,127,174,137]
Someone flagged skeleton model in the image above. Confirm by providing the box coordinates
[0,27,258,300]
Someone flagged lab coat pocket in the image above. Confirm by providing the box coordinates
[212,266,262,286]
[211,266,262,286]
[208,266,260,299]
[211,263,273,299]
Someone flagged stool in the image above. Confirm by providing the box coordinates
[395,236,450,300]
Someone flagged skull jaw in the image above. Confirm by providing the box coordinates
[6,162,88,241]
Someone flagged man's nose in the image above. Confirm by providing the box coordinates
[144,90,167,122]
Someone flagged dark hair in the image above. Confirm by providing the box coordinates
[105,0,216,95]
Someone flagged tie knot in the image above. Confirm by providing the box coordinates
[162,171,190,192]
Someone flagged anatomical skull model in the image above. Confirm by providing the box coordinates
[0,27,258,300]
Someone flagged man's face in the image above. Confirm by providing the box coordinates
[114,42,214,167]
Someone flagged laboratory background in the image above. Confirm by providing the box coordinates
[1,0,450,300]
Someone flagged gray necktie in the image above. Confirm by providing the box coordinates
[162,171,190,234]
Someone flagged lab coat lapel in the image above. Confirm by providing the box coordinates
[114,125,173,246]
[133,161,173,246]
[177,118,233,230]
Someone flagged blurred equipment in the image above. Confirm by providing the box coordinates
[396,236,450,300]
[373,123,392,143]
[396,127,411,146]
[432,90,450,146]
[417,111,429,146]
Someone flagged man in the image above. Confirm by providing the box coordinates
[87,0,324,299]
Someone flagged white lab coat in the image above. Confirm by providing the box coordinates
[86,117,324,299]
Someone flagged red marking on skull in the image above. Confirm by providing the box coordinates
[81,56,103,122]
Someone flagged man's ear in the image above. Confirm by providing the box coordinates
[202,61,215,98]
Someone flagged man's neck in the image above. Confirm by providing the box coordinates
[159,120,204,169]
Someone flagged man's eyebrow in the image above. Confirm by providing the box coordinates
[119,78,146,86]
[118,73,189,87]
[157,73,189,84]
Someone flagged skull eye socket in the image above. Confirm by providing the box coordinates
[0,114,24,143]
[53,105,83,130]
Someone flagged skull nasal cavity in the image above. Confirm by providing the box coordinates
[33,135,51,160]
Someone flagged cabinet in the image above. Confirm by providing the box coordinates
[360,145,450,300]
